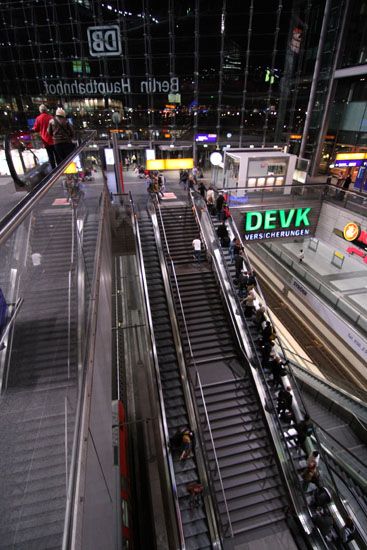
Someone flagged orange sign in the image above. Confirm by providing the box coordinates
[336,153,367,161]
[290,134,302,140]
[343,222,360,242]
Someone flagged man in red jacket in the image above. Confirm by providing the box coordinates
[32,104,57,169]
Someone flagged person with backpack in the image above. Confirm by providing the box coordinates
[32,104,57,168]
[47,108,75,164]
[180,429,194,461]
[186,482,204,509]
[198,180,206,199]
[217,222,230,247]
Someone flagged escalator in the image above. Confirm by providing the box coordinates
[155,204,298,546]
[290,362,367,532]
[0,207,77,548]
[138,211,213,549]
[0,133,105,549]
[291,361,367,425]
[205,202,367,545]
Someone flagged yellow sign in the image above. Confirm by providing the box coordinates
[335,152,367,161]
[334,251,345,260]
[146,159,165,171]
[165,158,194,170]
[64,162,78,174]
[343,222,360,242]
[290,134,302,139]
[146,158,194,171]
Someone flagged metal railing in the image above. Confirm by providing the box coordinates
[0,130,96,246]
[153,197,231,542]
[62,184,109,550]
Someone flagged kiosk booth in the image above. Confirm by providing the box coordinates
[222,147,307,196]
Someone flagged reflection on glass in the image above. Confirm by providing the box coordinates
[257,177,265,187]
[267,177,275,186]
[275,177,284,186]
[248,177,256,187]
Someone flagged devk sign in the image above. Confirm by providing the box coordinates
[243,207,312,241]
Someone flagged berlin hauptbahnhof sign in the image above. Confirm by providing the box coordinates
[243,207,312,241]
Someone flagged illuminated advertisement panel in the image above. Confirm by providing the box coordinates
[243,207,312,241]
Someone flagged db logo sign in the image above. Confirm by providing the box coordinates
[87,26,122,57]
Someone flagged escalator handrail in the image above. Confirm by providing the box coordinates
[0,130,96,247]
[289,359,367,414]
[312,421,367,491]
[321,445,367,540]
[223,205,364,545]
[190,193,331,546]
[154,197,233,540]
[320,445,367,549]
[128,192,186,548]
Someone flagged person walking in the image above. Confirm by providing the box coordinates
[192,236,202,263]
[216,193,225,220]
[180,169,189,189]
[187,175,196,195]
[47,108,75,164]
[198,180,206,199]
[206,186,215,207]
[32,104,57,169]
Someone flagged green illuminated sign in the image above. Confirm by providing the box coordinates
[245,208,311,232]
